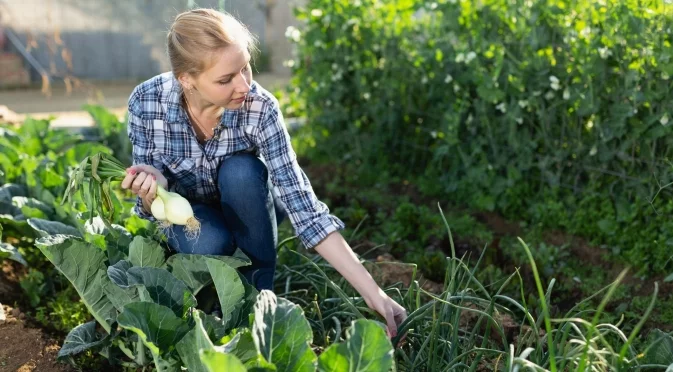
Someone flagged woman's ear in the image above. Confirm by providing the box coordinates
[178,74,193,90]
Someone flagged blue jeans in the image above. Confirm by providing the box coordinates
[167,153,285,291]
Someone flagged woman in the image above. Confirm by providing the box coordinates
[120,8,406,337]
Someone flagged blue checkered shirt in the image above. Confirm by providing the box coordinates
[126,72,344,249]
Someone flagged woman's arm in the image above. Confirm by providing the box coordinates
[253,95,407,336]
[125,91,169,220]
[314,232,407,337]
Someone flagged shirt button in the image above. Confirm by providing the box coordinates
[171,164,177,169]
[209,179,214,184]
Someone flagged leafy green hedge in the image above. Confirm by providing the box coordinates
[286,0,673,273]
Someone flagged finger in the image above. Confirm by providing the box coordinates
[147,176,158,201]
[394,305,408,325]
[131,172,148,194]
[121,170,137,189]
[131,164,159,177]
[385,305,397,338]
[139,175,153,197]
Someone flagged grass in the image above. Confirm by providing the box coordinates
[273,203,667,371]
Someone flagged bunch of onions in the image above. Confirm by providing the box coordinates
[62,152,200,237]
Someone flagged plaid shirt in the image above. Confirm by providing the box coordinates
[127,72,344,249]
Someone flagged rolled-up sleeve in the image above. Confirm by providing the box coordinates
[127,90,166,221]
[254,99,345,249]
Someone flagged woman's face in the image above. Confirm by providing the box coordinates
[186,43,252,110]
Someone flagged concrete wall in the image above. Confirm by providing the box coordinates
[0,0,303,81]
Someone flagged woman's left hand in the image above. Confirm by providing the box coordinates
[364,288,407,339]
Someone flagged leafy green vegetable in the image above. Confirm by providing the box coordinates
[206,258,247,328]
[252,290,317,371]
[0,242,27,265]
[58,320,109,359]
[167,254,250,296]
[176,310,218,372]
[27,218,81,238]
[126,266,197,317]
[128,236,166,268]
[117,302,190,364]
[200,349,248,372]
[318,319,394,372]
[35,234,116,332]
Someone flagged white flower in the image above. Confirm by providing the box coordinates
[598,47,612,59]
[515,117,523,124]
[326,100,332,106]
[373,81,379,88]
[549,75,561,91]
[496,102,507,113]
[589,146,597,156]
[331,71,343,82]
[332,63,339,70]
[586,120,594,129]
[311,9,323,17]
[663,72,670,80]
[285,26,301,42]
[283,59,295,68]
[421,76,429,84]
[518,100,529,108]
[563,88,570,100]
[430,2,438,9]
[466,114,473,124]
[533,91,542,97]
[545,91,555,100]
[661,114,669,126]
[465,51,477,63]
[363,92,371,100]
[453,84,461,93]
[455,53,465,63]
[444,74,453,84]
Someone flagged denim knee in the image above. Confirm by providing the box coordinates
[217,153,268,195]
[167,203,234,255]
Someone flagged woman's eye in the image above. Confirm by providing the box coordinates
[219,80,231,85]
[242,65,250,72]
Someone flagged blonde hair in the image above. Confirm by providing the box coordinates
[167,8,258,79]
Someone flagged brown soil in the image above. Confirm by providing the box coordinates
[365,253,444,294]
[0,304,73,372]
[0,262,73,372]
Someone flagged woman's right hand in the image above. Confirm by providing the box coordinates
[121,164,168,212]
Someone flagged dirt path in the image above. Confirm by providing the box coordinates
[0,262,73,372]
[0,304,72,372]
